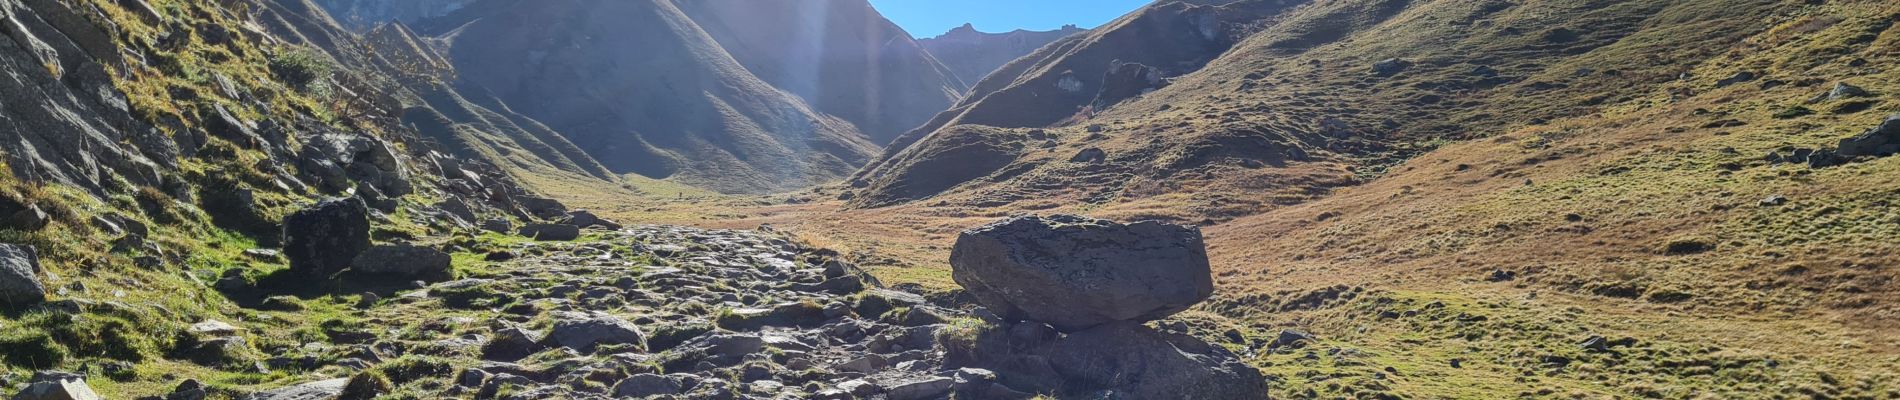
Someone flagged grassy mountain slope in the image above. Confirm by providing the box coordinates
[0,0,562,396]
[254,0,620,184]
[643,0,1900,398]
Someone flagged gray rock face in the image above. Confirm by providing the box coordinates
[0,244,44,308]
[0,0,169,194]
[546,312,644,352]
[351,244,453,282]
[950,215,1213,332]
[282,198,372,278]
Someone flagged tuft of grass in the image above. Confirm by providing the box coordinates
[267,46,335,96]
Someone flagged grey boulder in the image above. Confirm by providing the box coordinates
[950,215,1213,332]
[0,244,45,308]
[282,198,372,278]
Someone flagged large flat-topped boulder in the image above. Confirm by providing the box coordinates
[950,215,1213,332]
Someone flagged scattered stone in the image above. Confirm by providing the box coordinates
[950,215,1213,332]
[350,245,453,282]
[561,210,623,230]
[189,320,241,337]
[0,244,46,308]
[6,205,49,231]
[282,198,372,278]
[1809,82,1870,103]
[166,379,209,400]
[1070,148,1107,163]
[613,374,683,397]
[1580,335,1609,352]
[1273,329,1316,348]
[482,327,545,361]
[884,377,954,400]
[547,312,645,352]
[239,378,348,400]
[480,219,512,233]
[518,224,581,241]
[12,373,101,400]
[1714,71,1757,88]
[1760,195,1788,207]
[1371,58,1412,76]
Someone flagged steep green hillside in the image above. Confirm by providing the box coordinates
[0,0,563,396]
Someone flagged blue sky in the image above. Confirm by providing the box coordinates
[869,0,1152,37]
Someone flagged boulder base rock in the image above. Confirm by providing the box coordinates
[351,245,453,282]
[0,244,45,308]
[1043,322,1267,399]
[950,215,1213,332]
[945,321,1266,399]
[282,198,372,278]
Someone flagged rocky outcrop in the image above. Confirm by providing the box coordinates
[282,198,372,278]
[1836,114,1900,159]
[918,23,1087,89]
[0,243,43,308]
[951,215,1213,332]
[0,0,169,194]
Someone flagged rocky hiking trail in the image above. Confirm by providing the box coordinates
[15,216,1263,399]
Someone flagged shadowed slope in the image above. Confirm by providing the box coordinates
[677,0,964,145]
[422,0,880,194]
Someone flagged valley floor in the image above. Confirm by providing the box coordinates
[555,188,1900,399]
